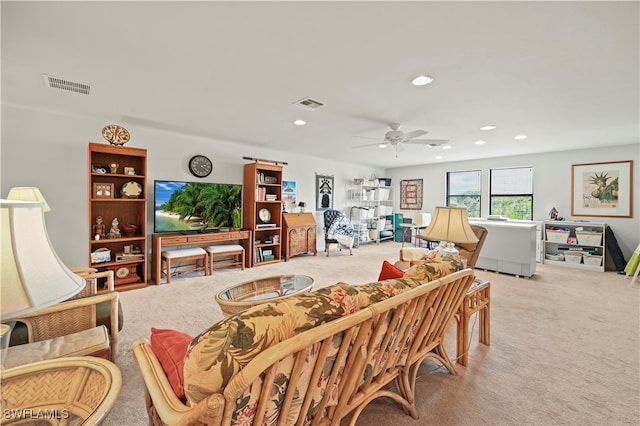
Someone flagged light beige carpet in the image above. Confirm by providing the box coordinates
[103,242,640,425]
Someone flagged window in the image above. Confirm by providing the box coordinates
[490,167,533,220]
[446,170,481,217]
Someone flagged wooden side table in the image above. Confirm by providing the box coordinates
[456,279,490,366]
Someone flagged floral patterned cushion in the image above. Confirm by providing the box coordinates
[182,257,464,423]
[403,254,465,281]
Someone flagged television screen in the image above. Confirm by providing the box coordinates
[154,180,242,233]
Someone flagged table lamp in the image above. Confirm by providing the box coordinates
[6,187,51,212]
[420,206,478,255]
[298,202,306,213]
[0,200,85,364]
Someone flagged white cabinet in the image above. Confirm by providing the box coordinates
[543,221,606,272]
[346,184,394,245]
[469,220,537,277]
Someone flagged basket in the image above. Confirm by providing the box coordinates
[576,231,602,246]
[564,251,583,264]
[546,229,570,243]
[583,254,602,266]
[545,253,564,261]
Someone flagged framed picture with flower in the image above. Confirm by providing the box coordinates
[571,160,633,218]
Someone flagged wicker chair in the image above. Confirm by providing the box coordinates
[4,270,120,366]
[1,356,122,425]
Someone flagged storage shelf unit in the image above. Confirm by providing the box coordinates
[88,142,147,290]
[543,220,606,272]
[243,160,283,267]
[346,184,395,245]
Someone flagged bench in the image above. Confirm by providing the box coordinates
[204,244,245,272]
[161,247,209,283]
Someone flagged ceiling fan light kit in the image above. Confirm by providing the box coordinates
[352,122,449,156]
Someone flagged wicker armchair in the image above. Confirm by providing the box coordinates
[1,356,122,425]
[4,270,120,367]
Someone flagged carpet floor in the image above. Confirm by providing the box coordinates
[102,241,639,425]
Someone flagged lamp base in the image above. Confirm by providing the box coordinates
[1,323,13,370]
[442,242,459,256]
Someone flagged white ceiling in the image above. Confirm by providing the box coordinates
[2,1,639,168]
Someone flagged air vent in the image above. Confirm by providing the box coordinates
[293,97,324,111]
[42,74,91,95]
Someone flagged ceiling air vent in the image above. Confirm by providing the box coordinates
[42,74,91,95]
[293,97,324,111]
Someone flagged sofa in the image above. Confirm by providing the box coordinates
[133,257,473,425]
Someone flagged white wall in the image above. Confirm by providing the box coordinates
[383,144,640,260]
[1,104,384,266]
[2,104,638,266]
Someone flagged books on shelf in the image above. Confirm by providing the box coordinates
[256,223,276,228]
[116,252,144,262]
[254,247,276,263]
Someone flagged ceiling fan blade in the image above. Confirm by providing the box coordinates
[404,139,449,146]
[401,129,428,140]
[351,142,385,148]
[353,135,382,141]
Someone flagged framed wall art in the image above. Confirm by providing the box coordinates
[571,160,633,218]
[93,182,115,199]
[282,180,297,212]
[315,174,334,211]
[400,179,423,210]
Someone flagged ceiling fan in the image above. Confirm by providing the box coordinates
[352,123,449,155]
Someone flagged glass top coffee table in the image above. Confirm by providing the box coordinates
[215,275,314,316]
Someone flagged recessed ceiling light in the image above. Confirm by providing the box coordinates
[378,143,388,148]
[411,75,434,86]
[475,140,486,145]
[480,125,497,131]
[293,119,306,126]
[435,155,443,160]
[514,134,527,140]
[442,145,452,150]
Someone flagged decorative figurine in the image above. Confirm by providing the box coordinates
[92,215,106,240]
[107,217,121,239]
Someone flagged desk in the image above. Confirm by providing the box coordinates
[152,230,251,284]
[399,223,428,247]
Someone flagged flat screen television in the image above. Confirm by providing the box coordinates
[154,180,242,233]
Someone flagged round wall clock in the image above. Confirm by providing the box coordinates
[102,125,130,146]
[258,208,271,223]
[188,155,213,178]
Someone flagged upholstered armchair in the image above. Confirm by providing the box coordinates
[323,209,354,256]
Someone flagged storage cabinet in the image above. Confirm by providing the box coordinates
[88,142,147,290]
[543,221,606,272]
[346,184,395,245]
[243,160,283,267]
[282,213,317,261]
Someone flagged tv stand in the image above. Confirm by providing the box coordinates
[151,230,251,284]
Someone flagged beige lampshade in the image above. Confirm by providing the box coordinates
[1,200,85,321]
[7,187,51,212]
[420,206,479,244]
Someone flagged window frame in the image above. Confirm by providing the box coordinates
[446,170,482,218]
[489,166,534,220]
